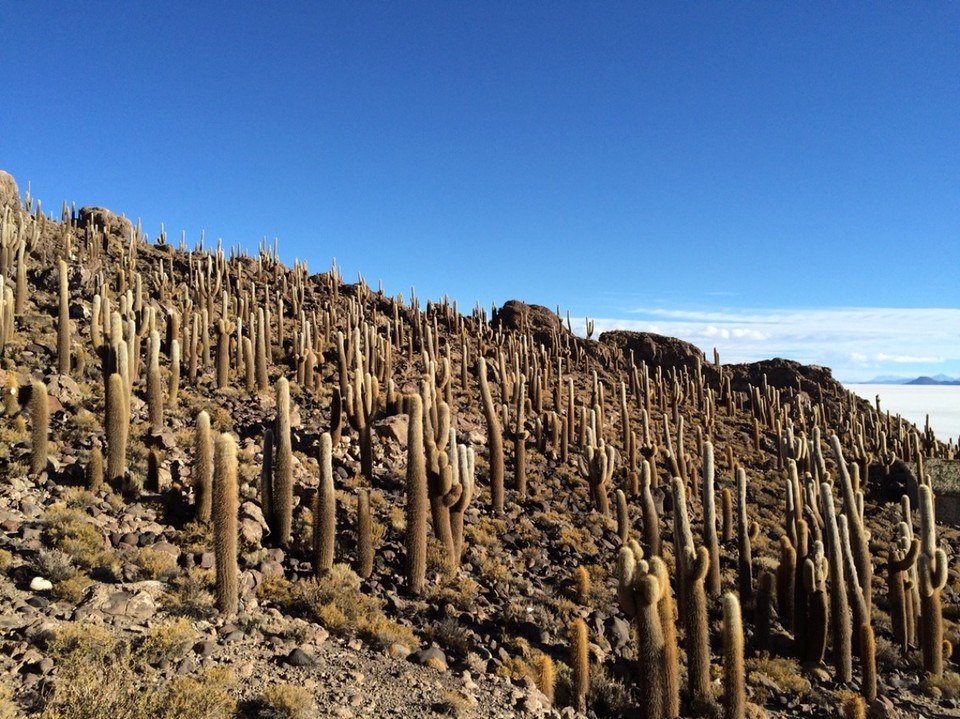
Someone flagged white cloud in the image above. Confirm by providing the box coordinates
[582,307,960,382]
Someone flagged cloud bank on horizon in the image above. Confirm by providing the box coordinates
[587,306,960,383]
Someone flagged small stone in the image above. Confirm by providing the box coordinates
[411,646,448,672]
[285,647,316,667]
[29,577,53,592]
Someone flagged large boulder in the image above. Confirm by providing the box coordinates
[0,170,20,211]
[78,206,133,241]
[599,330,706,372]
[493,300,569,348]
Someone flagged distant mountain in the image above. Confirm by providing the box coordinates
[856,374,960,385]
[907,376,960,386]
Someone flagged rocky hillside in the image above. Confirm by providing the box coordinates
[0,169,957,719]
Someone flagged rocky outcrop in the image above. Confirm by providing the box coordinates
[599,330,705,372]
[493,300,569,348]
[78,206,133,241]
[0,171,20,211]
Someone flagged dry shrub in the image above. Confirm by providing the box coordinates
[745,655,810,704]
[41,623,234,719]
[256,564,418,650]
[130,546,180,580]
[41,505,117,578]
[259,683,314,719]
[137,617,197,665]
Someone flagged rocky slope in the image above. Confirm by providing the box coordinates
[0,169,957,719]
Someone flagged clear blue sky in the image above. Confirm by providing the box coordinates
[2,2,958,382]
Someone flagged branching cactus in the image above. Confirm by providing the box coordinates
[449,443,475,567]
[617,546,666,719]
[918,483,948,676]
[830,433,873,615]
[345,335,382,482]
[682,545,712,708]
[802,540,828,664]
[887,521,919,654]
[578,430,616,515]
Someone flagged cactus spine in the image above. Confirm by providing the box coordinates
[357,488,374,579]
[213,432,239,615]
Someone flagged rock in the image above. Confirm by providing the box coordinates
[0,170,20,210]
[78,206,133,241]
[239,517,263,546]
[285,647,316,666]
[868,696,900,719]
[411,646,448,671]
[377,414,409,445]
[29,577,53,592]
[386,642,412,659]
[606,615,631,652]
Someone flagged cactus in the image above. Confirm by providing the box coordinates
[274,376,293,546]
[477,357,505,514]
[802,540,829,664]
[721,486,734,542]
[776,535,797,633]
[887,522,919,654]
[829,434,873,615]
[821,485,852,681]
[449,444,475,567]
[683,545,712,708]
[357,488,374,579]
[405,393,427,595]
[569,617,589,713]
[57,258,70,375]
[86,444,104,493]
[736,467,756,601]
[213,432,239,615]
[534,653,555,706]
[578,433,615,515]
[29,381,48,475]
[702,440,721,596]
[755,571,775,653]
[650,556,680,719]
[639,459,661,556]
[146,330,163,429]
[313,432,336,575]
[918,484,947,676]
[194,410,213,523]
[722,592,745,719]
[106,372,128,487]
[575,565,592,604]
[615,488,629,544]
[260,427,274,532]
[861,622,876,702]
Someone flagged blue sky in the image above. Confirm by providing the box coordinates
[2,2,958,382]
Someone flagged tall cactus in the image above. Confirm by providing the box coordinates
[702,440,721,597]
[722,592,745,719]
[57,258,70,375]
[29,381,48,475]
[213,432,239,615]
[918,483,947,676]
[313,432,336,575]
[273,376,294,546]
[477,357,504,514]
[887,521,919,654]
[405,393,428,595]
[106,372,128,487]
